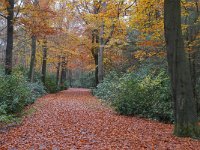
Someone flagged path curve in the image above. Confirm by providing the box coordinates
[0,88,199,149]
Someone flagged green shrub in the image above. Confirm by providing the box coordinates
[45,74,69,93]
[0,71,46,115]
[94,68,174,123]
[114,71,173,122]
[26,82,46,104]
[44,74,59,93]
[0,72,31,113]
[93,71,123,101]
[0,65,4,76]
[60,80,69,91]
[79,72,96,88]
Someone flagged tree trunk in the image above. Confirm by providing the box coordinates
[29,36,37,82]
[98,44,104,83]
[98,19,105,83]
[164,0,199,138]
[185,0,200,116]
[91,2,100,86]
[56,56,61,86]
[91,29,99,86]
[68,69,72,87]
[60,56,67,89]
[97,2,107,83]
[94,53,99,85]
[28,0,39,81]
[41,41,47,84]
[189,52,197,101]
[5,0,14,75]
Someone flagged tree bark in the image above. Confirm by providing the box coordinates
[185,0,200,116]
[41,41,47,84]
[5,0,14,75]
[28,0,39,82]
[91,2,100,86]
[68,69,72,87]
[98,21,105,83]
[98,2,107,83]
[91,29,99,86]
[56,56,61,86]
[60,56,67,89]
[29,36,37,82]
[164,0,199,138]
[94,53,99,85]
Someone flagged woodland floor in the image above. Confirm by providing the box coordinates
[0,88,200,150]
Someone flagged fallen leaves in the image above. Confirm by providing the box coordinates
[0,88,199,149]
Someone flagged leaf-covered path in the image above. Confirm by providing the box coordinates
[0,88,199,149]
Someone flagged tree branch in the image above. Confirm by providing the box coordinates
[0,13,7,19]
[104,20,115,45]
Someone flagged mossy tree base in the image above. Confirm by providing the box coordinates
[174,123,200,139]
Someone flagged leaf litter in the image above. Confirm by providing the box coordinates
[0,88,199,150]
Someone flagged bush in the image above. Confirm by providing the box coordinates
[93,71,123,101]
[44,74,59,93]
[26,81,46,104]
[79,72,96,88]
[0,72,31,113]
[0,71,46,116]
[45,74,69,93]
[94,68,174,123]
[0,65,4,76]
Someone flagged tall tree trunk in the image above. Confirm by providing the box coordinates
[194,0,200,116]
[28,0,39,82]
[164,0,199,138]
[189,52,197,101]
[91,29,99,86]
[98,21,105,83]
[91,2,100,86]
[186,0,200,114]
[5,0,14,75]
[56,56,61,86]
[29,36,37,82]
[98,2,107,83]
[68,69,72,87]
[60,56,67,89]
[41,41,47,84]
[94,53,99,85]
[185,0,200,116]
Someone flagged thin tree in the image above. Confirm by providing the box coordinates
[29,36,37,82]
[164,0,199,137]
[29,0,39,82]
[60,56,67,89]
[56,55,61,86]
[98,1,115,83]
[41,40,47,84]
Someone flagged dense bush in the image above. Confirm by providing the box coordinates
[60,80,70,91]
[45,74,59,93]
[0,71,46,120]
[94,67,174,123]
[27,81,46,104]
[79,72,96,88]
[93,71,123,101]
[45,74,69,93]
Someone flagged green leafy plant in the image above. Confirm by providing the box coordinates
[0,70,46,123]
[94,67,174,123]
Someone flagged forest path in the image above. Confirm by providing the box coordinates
[0,88,199,149]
